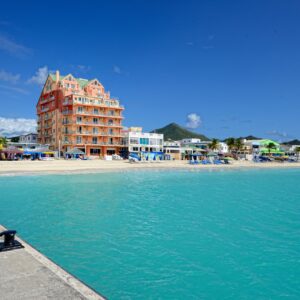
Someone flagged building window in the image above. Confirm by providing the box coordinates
[109,138,113,145]
[76,136,82,144]
[94,108,98,115]
[90,148,100,155]
[130,138,139,145]
[77,116,82,123]
[140,138,149,145]
[108,119,113,125]
[93,127,98,134]
[77,107,83,113]
[92,137,98,144]
[108,128,113,135]
[93,118,98,124]
[108,110,114,116]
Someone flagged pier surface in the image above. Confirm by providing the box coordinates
[0,225,105,300]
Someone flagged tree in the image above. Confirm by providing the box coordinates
[235,138,244,152]
[209,138,219,151]
[11,136,19,142]
[266,142,276,155]
[0,137,7,150]
[225,137,235,153]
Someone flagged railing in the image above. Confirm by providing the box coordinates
[62,110,73,115]
[75,110,122,118]
[63,100,73,105]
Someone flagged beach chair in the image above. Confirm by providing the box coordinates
[214,159,223,165]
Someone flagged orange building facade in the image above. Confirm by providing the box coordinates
[36,71,125,156]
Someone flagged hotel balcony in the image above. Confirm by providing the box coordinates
[62,110,73,115]
[73,98,124,110]
[74,120,122,128]
[75,110,123,119]
[63,99,73,106]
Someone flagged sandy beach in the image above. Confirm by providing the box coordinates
[0,159,300,176]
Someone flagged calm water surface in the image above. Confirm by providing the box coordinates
[1,168,300,299]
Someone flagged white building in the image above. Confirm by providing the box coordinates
[123,127,164,154]
[19,133,38,144]
[180,138,202,145]
[217,142,229,154]
[163,141,181,160]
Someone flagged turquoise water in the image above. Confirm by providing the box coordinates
[1,168,300,299]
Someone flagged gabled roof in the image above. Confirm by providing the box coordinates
[48,73,99,89]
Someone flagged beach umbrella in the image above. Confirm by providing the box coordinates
[207,152,218,156]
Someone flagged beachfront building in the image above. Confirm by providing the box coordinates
[180,138,202,145]
[19,133,38,144]
[122,127,164,157]
[217,142,229,154]
[247,139,282,155]
[36,71,124,156]
[163,141,181,160]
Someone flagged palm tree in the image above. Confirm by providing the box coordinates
[234,138,244,152]
[209,138,219,152]
[265,142,276,155]
[225,137,235,153]
[0,137,7,149]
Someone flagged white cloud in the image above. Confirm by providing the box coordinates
[186,113,201,129]
[0,70,20,84]
[0,34,31,57]
[0,117,36,137]
[113,65,122,74]
[266,130,288,138]
[28,66,49,85]
[77,65,91,72]
[186,41,195,46]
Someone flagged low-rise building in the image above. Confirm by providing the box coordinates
[123,127,164,156]
[19,133,38,144]
[217,142,229,154]
[163,141,181,160]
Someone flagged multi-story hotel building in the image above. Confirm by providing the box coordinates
[36,71,124,156]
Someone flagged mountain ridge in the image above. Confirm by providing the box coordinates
[151,123,210,141]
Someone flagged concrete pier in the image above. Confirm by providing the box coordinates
[0,225,105,300]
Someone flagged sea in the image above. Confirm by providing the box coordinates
[1,168,300,299]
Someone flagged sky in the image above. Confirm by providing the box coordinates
[0,0,299,140]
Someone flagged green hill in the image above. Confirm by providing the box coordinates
[282,139,300,145]
[151,123,209,141]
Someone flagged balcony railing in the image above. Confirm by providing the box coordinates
[62,110,73,115]
[75,110,123,118]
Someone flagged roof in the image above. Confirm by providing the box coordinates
[65,148,85,155]
[49,73,97,89]
[259,139,280,146]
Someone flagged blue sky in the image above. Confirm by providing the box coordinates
[0,1,299,140]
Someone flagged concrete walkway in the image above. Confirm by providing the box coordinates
[0,225,105,300]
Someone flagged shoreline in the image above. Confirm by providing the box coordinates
[1,160,300,176]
